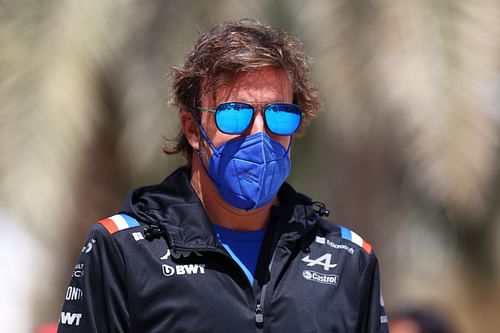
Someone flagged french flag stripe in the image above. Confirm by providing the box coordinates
[339,226,372,254]
[111,215,129,230]
[340,226,352,240]
[362,241,372,254]
[122,214,140,228]
[99,218,118,234]
[350,231,364,248]
[98,214,139,234]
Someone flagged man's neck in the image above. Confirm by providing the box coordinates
[190,155,274,231]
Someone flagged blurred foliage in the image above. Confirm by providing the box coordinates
[1,0,500,332]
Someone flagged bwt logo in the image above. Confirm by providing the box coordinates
[60,312,82,326]
[162,264,205,277]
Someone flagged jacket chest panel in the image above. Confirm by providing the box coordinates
[126,243,257,331]
[263,243,361,332]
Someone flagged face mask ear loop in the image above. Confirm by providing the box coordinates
[285,136,294,155]
[198,125,220,157]
[195,125,221,187]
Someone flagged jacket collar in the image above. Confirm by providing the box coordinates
[122,167,320,250]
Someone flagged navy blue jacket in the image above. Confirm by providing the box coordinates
[58,167,389,332]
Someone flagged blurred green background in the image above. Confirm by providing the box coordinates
[1,0,500,332]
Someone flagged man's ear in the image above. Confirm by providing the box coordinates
[180,111,200,150]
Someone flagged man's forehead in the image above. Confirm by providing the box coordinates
[203,67,289,89]
[206,68,292,104]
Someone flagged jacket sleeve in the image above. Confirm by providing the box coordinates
[358,252,389,333]
[58,224,129,332]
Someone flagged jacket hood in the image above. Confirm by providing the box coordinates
[121,166,321,250]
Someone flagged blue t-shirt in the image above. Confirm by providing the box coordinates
[212,224,266,285]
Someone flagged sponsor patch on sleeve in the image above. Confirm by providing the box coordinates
[98,214,139,234]
[339,226,372,254]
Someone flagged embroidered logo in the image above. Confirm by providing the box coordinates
[315,236,355,255]
[60,312,83,326]
[301,253,337,271]
[81,239,96,254]
[160,248,205,277]
[162,264,206,277]
[302,270,339,285]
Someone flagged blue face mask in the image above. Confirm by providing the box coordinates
[198,127,291,210]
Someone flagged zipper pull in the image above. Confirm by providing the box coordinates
[255,303,264,324]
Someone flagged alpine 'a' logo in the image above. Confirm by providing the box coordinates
[301,253,337,271]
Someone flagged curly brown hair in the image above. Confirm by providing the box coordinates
[165,19,320,165]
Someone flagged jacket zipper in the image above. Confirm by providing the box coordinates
[202,245,268,327]
[254,247,278,326]
[182,244,275,327]
[255,304,264,324]
[168,236,293,328]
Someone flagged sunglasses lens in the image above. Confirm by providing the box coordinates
[215,103,254,134]
[264,103,302,135]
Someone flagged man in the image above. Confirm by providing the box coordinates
[59,19,388,332]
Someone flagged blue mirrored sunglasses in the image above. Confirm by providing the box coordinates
[199,102,303,136]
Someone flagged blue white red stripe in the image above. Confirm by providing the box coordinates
[339,226,372,254]
[98,214,139,234]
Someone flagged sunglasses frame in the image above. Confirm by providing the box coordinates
[199,101,303,136]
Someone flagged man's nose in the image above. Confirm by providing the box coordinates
[249,110,266,134]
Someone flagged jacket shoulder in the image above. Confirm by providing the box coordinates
[316,219,373,255]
